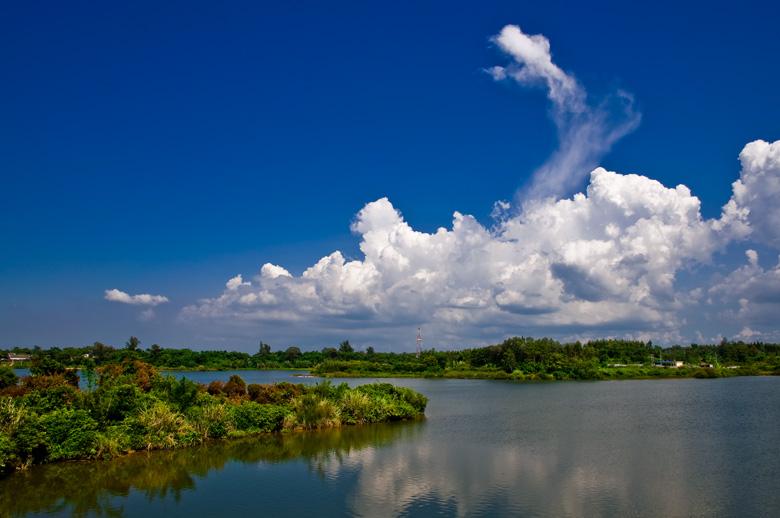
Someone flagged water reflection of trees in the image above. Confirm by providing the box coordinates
[0,420,423,517]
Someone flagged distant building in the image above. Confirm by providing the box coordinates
[6,353,31,363]
[699,362,714,368]
[654,359,684,368]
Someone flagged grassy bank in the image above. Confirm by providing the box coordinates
[313,361,779,381]
[0,361,426,476]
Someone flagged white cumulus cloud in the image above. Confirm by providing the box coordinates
[181,137,780,347]
[175,24,780,348]
[717,139,780,246]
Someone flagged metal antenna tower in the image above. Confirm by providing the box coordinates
[416,327,423,358]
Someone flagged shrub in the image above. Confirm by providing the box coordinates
[0,433,14,471]
[87,383,144,422]
[222,375,246,398]
[0,397,26,436]
[356,383,428,414]
[20,383,79,414]
[694,368,721,379]
[339,391,374,424]
[247,382,304,404]
[288,394,340,430]
[155,376,200,411]
[207,380,224,395]
[21,375,70,392]
[132,401,196,450]
[10,411,47,464]
[0,367,18,389]
[29,356,65,376]
[230,402,287,432]
[98,360,159,391]
[94,425,131,459]
[39,408,98,461]
[187,403,232,439]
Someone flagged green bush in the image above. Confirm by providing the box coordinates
[86,383,144,422]
[130,401,196,450]
[0,368,18,389]
[0,433,14,470]
[187,403,232,439]
[39,408,98,461]
[288,394,341,429]
[153,376,201,411]
[20,383,79,415]
[339,391,374,424]
[11,412,47,463]
[230,402,287,432]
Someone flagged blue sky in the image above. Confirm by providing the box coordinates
[2,0,779,350]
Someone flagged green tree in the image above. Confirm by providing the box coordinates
[366,346,375,356]
[91,342,114,364]
[30,356,65,376]
[284,346,302,362]
[258,342,271,356]
[125,336,141,351]
[339,340,354,354]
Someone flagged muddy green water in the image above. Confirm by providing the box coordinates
[2,373,779,517]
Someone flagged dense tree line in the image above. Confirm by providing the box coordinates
[3,336,779,380]
[313,337,780,380]
[0,338,351,371]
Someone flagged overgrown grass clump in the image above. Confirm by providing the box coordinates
[0,362,426,475]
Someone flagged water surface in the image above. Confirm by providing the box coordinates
[3,373,779,517]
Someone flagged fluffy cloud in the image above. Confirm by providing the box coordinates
[178,25,779,348]
[104,289,169,306]
[489,25,640,202]
[186,167,736,343]
[708,249,780,333]
[717,140,780,246]
[182,136,780,347]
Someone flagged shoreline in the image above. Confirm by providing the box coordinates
[314,368,778,381]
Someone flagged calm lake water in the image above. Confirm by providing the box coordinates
[2,372,779,517]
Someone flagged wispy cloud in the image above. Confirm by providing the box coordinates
[104,288,169,306]
[488,24,641,202]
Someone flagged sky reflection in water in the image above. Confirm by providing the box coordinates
[2,374,779,517]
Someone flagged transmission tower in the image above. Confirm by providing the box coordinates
[416,327,422,358]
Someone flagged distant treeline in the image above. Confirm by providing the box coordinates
[1,338,369,370]
[2,336,780,380]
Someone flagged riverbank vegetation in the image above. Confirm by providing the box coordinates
[3,336,780,382]
[0,360,427,476]
[313,337,780,380]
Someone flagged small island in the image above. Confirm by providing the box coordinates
[0,359,427,476]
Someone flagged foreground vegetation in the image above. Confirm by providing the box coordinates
[0,360,427,476]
